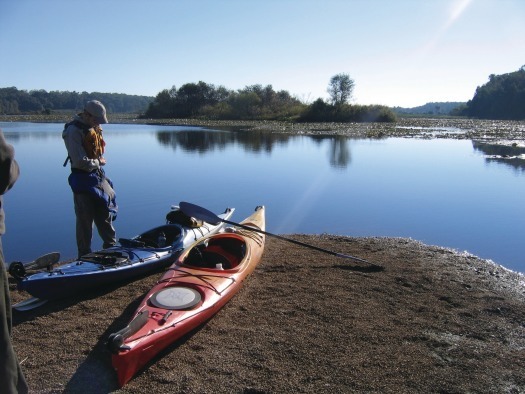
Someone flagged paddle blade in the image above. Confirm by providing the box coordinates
[179,202,222,225]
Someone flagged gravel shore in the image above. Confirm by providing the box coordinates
[10,235,525,393]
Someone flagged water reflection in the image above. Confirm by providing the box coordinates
[157,130,235,153]
[2,122,524,273]
[5,122,525,173]
[472,141,525,172]
[315,135,351,168]
[1,132,55,142]
[156,130,352,168]
[156,130,292,153]
[1,122,355,169]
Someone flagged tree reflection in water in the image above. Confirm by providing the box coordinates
[472,140,525,172]
[156,130,354,169]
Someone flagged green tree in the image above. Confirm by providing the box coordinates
[464,67,525,120]
[145,89,175,118]
[228,91,262,119]
[327,73,355,106]
[298,98,333,122]
[174,82,214,117]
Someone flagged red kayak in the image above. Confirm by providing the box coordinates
[108,205,265,387]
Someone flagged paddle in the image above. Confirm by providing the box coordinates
[179,202,381,268]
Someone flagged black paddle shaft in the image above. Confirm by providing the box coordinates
[179,202,380,266]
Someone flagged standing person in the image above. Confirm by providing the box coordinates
[62,100,117,258]
[0,129,28,394]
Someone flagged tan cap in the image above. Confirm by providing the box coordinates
[84,100,108,124]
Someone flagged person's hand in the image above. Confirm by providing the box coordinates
[99,157,106,166]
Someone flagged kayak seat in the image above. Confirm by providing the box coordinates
[184,245,207,268]
[82,251,129,266]
[136,225,182,248]
[201,250,233,269]
[184,238,246,269]
[183,244,237,269]
[184,247,229,269]
[204,239,245,269]
[183,245,233,269]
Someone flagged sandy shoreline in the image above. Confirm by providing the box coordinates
[9,235,525,393]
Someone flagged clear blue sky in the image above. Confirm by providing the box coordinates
[1,0,523,107]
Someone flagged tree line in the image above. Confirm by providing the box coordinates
[143,74,397,123]
[6,67,524,122]
[144,82,305,120]
[1,75,397,123]
[454,66,525,120]
[0,87,153,114]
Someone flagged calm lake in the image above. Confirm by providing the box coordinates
[1,121,524,274]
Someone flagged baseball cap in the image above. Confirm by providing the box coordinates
[84,100,108,124]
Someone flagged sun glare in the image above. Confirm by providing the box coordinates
[414,0,474,63]
[449,0,474,24]
[275,168,334,234]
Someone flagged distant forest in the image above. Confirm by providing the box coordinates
[457,66,525,120]
[393,66,525,120]
[393,102,465,116]
[2,66,524,121]
[0,87,153,114]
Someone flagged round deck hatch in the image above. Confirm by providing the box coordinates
[150,287,201,310]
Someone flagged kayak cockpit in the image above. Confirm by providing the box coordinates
[81,250,130,266]
[183,236,246,270]
[119,224,183,249]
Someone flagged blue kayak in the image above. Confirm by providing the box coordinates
[13,206,234,301]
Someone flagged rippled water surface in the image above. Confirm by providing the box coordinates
[1,121,524,273]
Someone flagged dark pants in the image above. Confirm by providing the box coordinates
[74,193,116,258]
[0,239,28,394]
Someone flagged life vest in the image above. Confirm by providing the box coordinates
[62,119,106,166]
[83,125,106,159]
